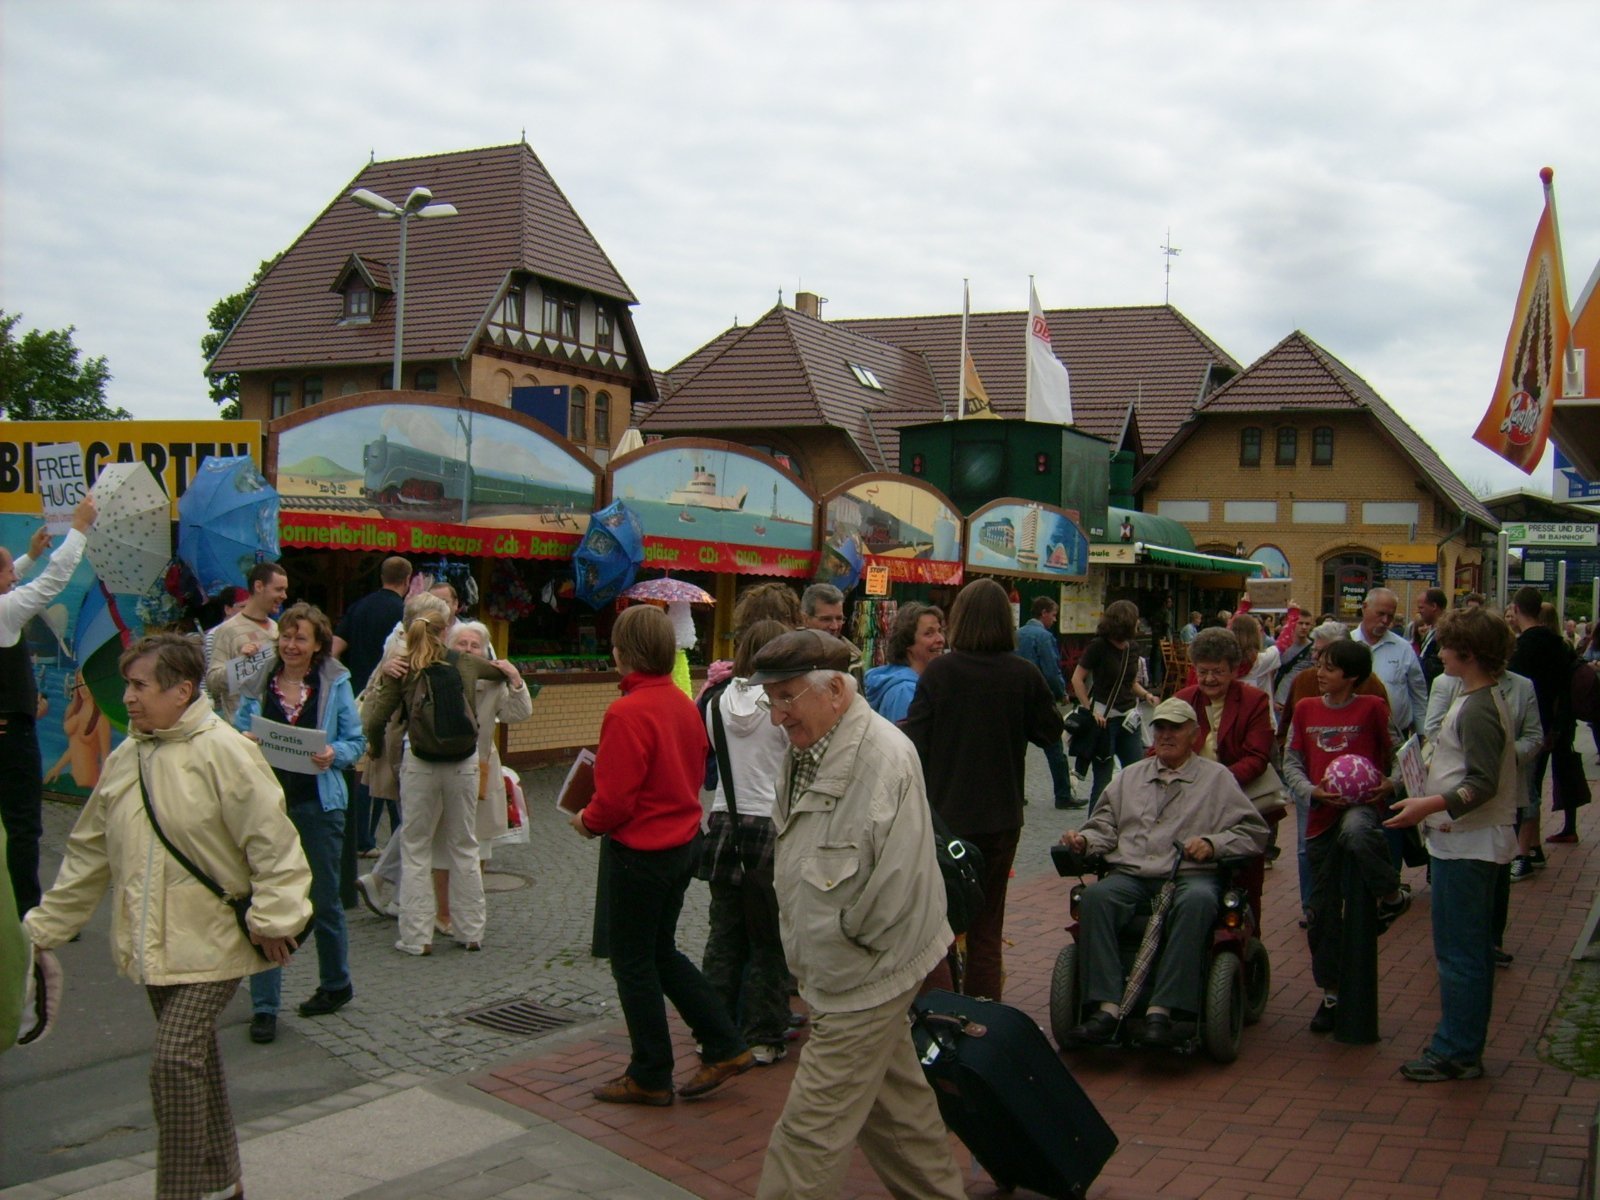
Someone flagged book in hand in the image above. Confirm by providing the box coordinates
[557,748,596,814]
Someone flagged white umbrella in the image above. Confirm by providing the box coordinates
[88,462,171,595]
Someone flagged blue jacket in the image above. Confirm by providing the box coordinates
[864,663,921,724]
[1016,619,1066,700]
[235,656,366,812]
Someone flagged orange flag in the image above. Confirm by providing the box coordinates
[1473,168,1572,474]
[961,352,1000,419]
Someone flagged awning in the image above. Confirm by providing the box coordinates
[1140,543,1265,576]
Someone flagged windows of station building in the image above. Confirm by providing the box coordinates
[594,390,610,444]
[596,306,614,351]
[543,293,561,337]
[271,378,293,418]
[343,285,373,323]
[302,376,323,407]
[499,289,523,329]
[1312,426,1334,466]
[414,368,438,392]
[569,386,588,443]
[1239,426,1262,467]
[1275,426,1297,466]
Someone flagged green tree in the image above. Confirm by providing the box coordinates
[202,256,280,420]
[0,311,130,421]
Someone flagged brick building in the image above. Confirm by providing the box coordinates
[1135,331,1498,616]
[207,141,655,463]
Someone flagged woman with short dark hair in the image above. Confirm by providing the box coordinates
[863,602,944,723]
[903,578,1063,999]
[571,604,749,1104]
[1072,598,1160,810]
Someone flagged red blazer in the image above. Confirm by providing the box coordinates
[1175,680,1275,789]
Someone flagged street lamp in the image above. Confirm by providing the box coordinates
[348,186,458,392]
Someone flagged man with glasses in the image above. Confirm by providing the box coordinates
[1352,587,1427,743]
[747,628,964,1200]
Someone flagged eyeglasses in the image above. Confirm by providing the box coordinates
[756,682,823,713]
[1193,666,1231,681]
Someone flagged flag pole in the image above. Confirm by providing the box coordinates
[1025,274,1035,418]
[957,279,970,419]
[1544,167,1580,391]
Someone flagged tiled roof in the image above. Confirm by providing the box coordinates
[640,306,944,469]
[329,253,392,294]
[838,305,1238,458]
[1156,330,1496,528]
[210,142,636,373]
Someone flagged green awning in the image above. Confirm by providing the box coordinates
[1109,506,1196,552]
[1142,544,1265,576]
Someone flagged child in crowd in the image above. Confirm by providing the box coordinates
[1283,638,1409,1033]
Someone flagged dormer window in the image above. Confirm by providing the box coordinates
[344,286,373,322]
[848,362,884,390]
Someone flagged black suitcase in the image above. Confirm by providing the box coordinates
[911,990,1117,1200]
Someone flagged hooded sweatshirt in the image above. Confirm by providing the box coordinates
[706,678,790,820]
[864,663,920,724]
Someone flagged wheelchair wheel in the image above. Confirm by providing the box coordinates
[1242,937,1270,1026]
[1201,952,1243,1063]
[1049,943,1081,1049]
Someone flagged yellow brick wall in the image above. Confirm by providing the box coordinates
[467,355,634,455]
[503,680,616,758]
[1143,412,1478,608]
[241,364,466,425]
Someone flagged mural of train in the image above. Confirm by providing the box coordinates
[362,434,586,509]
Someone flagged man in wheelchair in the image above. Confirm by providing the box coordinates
[1057,698,1269,1048]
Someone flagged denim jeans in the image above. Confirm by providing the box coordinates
[606,836,744,1091]
[349,775,375,853]
[1041,738,1076,806]
[1427,856,1499,1065]
[1087,716,1145,812]
[702,880,791,1046]
[251,801,351,1015]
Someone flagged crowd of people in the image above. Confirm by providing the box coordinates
[5,521,1597,1198]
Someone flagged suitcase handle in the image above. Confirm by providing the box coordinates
[915,1010,988,1057]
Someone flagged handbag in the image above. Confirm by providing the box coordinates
[137,762,310,960]
[930,808,986,936]
[1241,762,1288,816]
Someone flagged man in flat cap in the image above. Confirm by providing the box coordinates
[1059,696,1268,1048]
[747,629,964,1200]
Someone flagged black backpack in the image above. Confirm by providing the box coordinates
[403,651,479,762]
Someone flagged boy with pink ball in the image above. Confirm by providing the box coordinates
[1283,637,1410,1034]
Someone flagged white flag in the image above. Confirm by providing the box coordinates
[1025,281,1073,424]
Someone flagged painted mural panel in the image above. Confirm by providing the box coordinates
[822,473,963,587]
[964,497,1089,582]
[271,397,598,559]
[610,440,817,576]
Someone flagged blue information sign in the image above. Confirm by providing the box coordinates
[1554,449,1600,502]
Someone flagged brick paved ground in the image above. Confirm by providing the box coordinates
[475,746,1600,1199]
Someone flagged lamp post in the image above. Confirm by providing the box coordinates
[348,186,458,392]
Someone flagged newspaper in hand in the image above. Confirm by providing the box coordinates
[1396,734,1427,799]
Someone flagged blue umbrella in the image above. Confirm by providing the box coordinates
[177,456,280,600]
[574,500,644,609]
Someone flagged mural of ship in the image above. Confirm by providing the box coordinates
[668,464,748,511]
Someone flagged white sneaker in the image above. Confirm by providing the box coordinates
[357,874,398,919]
[751,1043,787,1065]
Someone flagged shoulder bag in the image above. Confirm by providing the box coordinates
[930,806,986,936]
[137,762,310,960]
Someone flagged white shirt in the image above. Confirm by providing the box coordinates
[0,529,87,649]
[1352,624,1427,740]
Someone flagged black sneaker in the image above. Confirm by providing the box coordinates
[1493,948,1514,968]
[1309,996,1337,1034]
[297,986,354,1017]
[1376,886,1412,933]
[1509,856,1535,883]
[249,1013,277,1044]
[1529,849,1548,871]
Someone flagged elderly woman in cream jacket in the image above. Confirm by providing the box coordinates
[23,633,311,1200]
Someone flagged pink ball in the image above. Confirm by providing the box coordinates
[1320,754,1385,806]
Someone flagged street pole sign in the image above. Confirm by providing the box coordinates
[1502,521,1598,546]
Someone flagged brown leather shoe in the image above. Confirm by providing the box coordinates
[679,1049,754,1099]
[591,1074,673,1107]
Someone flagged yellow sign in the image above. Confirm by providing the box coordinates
[1089,544,1138,564]
[0,421,261,517]
[864,564,891,596]
[1380,544,1436,564]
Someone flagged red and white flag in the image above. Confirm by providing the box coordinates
[1025,281,1072,424]
[1473,168,1572,474]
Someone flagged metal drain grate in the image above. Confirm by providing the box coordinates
[459,998,581,1037]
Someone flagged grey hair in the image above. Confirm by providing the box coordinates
[806,668,857,697]
[446,620,491,651]
[1311,620,1349,645]
[801,583,844,615]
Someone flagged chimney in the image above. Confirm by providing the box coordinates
[794,291,821,319]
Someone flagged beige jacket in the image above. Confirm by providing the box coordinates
[472,676,535,842]
[24,696,312,985]
[772,695,952,1013]
[204,611,278,722]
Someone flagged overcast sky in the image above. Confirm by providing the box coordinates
[4,1,1599,498]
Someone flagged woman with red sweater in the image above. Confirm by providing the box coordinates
[571,604,750,1106]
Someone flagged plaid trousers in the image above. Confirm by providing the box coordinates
[147,978,242,1200]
